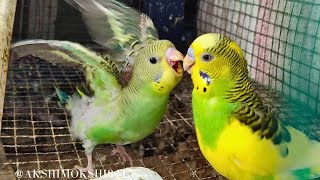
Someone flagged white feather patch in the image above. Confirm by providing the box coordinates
[68,95,116,140]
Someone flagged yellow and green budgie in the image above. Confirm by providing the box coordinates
[10,0,183,171]
[183,33,320,180]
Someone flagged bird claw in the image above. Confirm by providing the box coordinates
[74,165,93,172]
[112,145,133,166]
[73,153,94,172]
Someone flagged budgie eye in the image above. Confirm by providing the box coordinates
[201,53,214,62]
[149,57,158,64]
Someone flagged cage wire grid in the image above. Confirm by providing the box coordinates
[1,0,320,179]
[197,0,320,114]
[196,0,320,141]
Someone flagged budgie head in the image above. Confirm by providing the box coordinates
[62,0,184,95]
[183,33,248,96]
[132,40,184,94]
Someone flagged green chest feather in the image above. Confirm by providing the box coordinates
[192,86,238,149]
[119,91,169,142]
[86,87,169,144]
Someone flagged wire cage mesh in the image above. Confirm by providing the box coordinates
[197,0,320,142]
[197,0,320,114]
[1,0,320,179]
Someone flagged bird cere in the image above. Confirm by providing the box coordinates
[1,0,320,180]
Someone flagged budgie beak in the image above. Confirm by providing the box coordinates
[183,47,195,74]
[165,47,184,75]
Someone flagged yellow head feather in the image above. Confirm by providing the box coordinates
[131,40,183,95]
[184,33,248,97]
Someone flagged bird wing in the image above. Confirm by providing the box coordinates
[10,40,121,100]
[64,0,159,67]
[231,104,320,178]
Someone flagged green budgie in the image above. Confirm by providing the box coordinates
[10,0,184,171]
[183,33,320,180]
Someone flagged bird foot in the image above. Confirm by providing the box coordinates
[74,164,93,172]
[112,145,133,166]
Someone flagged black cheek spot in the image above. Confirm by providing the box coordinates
[160,86,164,89]
[196,86,199,90]
[203,87,207,92]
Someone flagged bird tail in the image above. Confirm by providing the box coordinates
[274,138,320,180]
[289,140,320,180]
[53,85,70,106]
[275,166,320,180]
[291,166,320,180]
[53,84,91,107]
[310,166,320,179]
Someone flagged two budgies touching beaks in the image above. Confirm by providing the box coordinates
[10,0,184,172]
[9,0,320,178]
[183,33,320,180]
